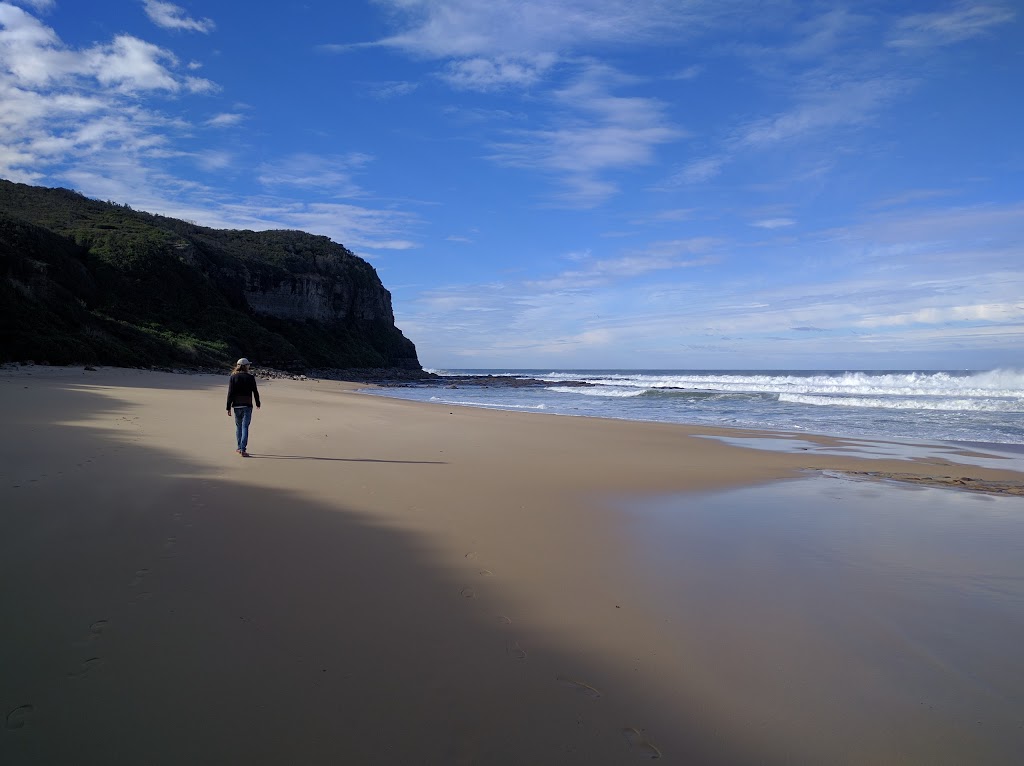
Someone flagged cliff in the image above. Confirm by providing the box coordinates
[0,180,422,371]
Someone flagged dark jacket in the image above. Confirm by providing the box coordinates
[226,372,261,410]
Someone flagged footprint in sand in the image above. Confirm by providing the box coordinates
[622,727,662,759]
[460,587,476,599]
[506,640,527,661]
[495,615,512,625]
[67,657,105,680]
[478,569,493,576]
[130,591,153,605]
[464,552,478,560]
[557,676,602,699]
[4,704,34,730]
[129,568,149,587]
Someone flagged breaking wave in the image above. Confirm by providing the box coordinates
[538,369,1024,411]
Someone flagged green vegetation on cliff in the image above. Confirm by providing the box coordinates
[0,180,421,371]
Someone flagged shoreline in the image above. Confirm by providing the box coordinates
[3,365,1023,763]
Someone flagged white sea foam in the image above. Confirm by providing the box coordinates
[778,393,1024,412]
[546,386,645,398]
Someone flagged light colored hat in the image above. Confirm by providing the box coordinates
[236,358,251,366]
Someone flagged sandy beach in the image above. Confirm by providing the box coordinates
[2,366,1023,765]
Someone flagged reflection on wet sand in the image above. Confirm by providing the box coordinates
[625,475,1024,764]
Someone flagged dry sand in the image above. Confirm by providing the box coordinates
[2,366,1023,764]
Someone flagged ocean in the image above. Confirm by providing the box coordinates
[365,369,1024,445]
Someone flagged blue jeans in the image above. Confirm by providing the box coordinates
[233,406,253,451]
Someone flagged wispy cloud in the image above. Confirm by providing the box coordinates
[206,112,244,127]
[366,80,419,99]
[889,2,1015,49]
[357,0,741,90]
[487,64,683,206]
[868,188,956,209]
[256,153,374,197]
[142,1,215,34]
[737,76,911,147]
[669,65,702,80]
[629,208,694,225]
[526,237,717,290]
[441,53,555,91]
[658,3,1015,192]
[666,156,725,185]
[856,302,1024,328]
[369,0,719,58]
[15,0,54,11]
[752,218,795,229]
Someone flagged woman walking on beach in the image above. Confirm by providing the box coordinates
[226,358,261,457]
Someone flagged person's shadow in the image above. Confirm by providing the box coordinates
[246,454,446,464]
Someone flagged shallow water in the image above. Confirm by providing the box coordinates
[694,433,1024,472]
[621,475,1024,764]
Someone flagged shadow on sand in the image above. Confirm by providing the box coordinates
[0,378,749,765]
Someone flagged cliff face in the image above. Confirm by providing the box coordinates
[244,274,391,324]
[0,180,422,371]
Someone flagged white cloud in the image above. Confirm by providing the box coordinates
[527,237,716,290]
[670,65,702,80]
[256,153,374,197]
[86,35,182,92]
[367,80,419,99]
[192,149,232,170]
[362,0,742,90]
[0,6,213,92]
[142,1,215,34]
[889,2,1015,49]
[6,0,53,11]
[0,5,221,186]
[856,303,1024,328]
[487,64,682,206]
[442,53,555,91]
[206,112,244,127]
[371,0,715,58]
[668,156,724,185]
[630,208,694,224]
[844,202,1024,250]
[752,218,795,229]
[739,76,910,147]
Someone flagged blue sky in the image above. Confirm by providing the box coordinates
[1,0,1022,370]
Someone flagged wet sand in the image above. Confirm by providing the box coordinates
[1,365,1022,764]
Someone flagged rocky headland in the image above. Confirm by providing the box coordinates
[0,180,423,374]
